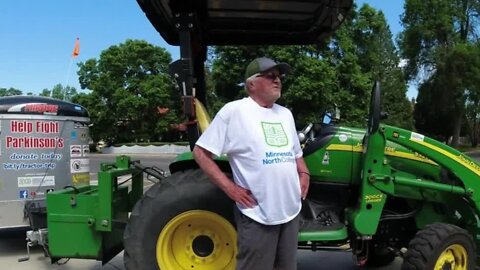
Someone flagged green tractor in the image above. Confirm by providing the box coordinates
[39,0,480,270]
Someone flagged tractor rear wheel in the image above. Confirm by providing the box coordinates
[123,169,237,270]
[401,223,475,270]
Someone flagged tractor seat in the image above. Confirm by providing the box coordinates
[195,98,211,133]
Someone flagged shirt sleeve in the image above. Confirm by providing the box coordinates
[195,106,229,157]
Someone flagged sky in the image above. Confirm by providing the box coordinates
[0,1,410,98]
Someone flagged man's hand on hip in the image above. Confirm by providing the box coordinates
[225,183,257,208]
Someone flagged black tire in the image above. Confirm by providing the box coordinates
[123,169,236,270]
[401,223,476,270]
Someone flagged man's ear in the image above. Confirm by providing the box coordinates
[247,79,255,91]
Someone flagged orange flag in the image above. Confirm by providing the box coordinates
[72,38,80,58]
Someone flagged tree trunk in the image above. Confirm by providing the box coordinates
[451,113,462,147]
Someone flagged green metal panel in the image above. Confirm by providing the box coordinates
[298,226,348,241]
[305,126,442,186]
[47,156,141,260]
[47,186,102,258]
[47,186,129,258]
[174,151,193,162]
[348,130,392,235]
[382,125,480,202]
[345,124,480,237]
[305,128,354,185]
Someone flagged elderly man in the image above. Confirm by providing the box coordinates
[193,57,310,270]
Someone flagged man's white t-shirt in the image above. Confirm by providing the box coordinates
[196,97,303,225]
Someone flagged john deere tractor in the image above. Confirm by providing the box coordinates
[37,1,480,270]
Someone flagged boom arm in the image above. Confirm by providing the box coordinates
[349,82,480,236]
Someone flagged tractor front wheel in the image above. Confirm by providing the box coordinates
[123,169,237,270]
[401,223,475,270]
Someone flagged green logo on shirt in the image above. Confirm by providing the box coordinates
[261,122,288,147]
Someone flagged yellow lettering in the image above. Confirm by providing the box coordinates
[365,194,384,203]
[384,146,395,153]
[458,155,480,173]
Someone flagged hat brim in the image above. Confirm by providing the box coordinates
[264,62,291,75]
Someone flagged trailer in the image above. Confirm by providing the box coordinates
[0,96,90,231]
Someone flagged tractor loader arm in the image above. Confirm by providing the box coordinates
[350,82,480,238]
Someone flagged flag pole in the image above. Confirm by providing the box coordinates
[64,59,74,99]
[62,38,80,100]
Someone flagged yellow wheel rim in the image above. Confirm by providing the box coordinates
[434,244,468,270]
[157,210,237,270]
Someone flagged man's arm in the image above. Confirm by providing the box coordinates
[193,145,257,208]
[296,157,310,200]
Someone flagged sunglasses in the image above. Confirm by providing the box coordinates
[256,72,285,81]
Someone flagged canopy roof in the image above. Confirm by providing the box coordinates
[137,0,353,46]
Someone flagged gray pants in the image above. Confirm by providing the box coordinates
[234,207,299,270]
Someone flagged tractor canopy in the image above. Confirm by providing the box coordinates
[137,0,353,46]
[136,0,353,149]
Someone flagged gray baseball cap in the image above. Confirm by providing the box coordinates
[245,57,291,80]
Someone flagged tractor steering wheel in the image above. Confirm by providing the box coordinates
[367,81,381,134]
[298,123,314,144]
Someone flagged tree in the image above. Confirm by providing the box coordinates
[209,45,269,103]
[209,45,338,127]
[208,4,412,130]
[352,5,413,129]
[327,7,372,128]
[399,0,480,146]
[0,87,22,96]
[39,84,78,101]
[270,45,338,126]
[413,77,454,141]
[456,43,480,146]
[75,39,181,143]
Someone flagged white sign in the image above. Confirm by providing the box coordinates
[410,132,425,142]
[70,159,90,173]
[18,175,55,187]
[82,145,90,157]
[70,145,82,157]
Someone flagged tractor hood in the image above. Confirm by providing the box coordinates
[136,0,353,46]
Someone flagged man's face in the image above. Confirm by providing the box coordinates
[251,69,284,104]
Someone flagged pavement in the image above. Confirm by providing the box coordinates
[3,230,401,270]
[0,228,124,270]
[465,150,480,158]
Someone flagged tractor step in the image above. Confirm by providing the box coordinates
[297,199,347,241]
[299,208,344,231]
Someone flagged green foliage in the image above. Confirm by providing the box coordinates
[209,46,269,102]
[274,46,338,125]
[0,87,22,96]
[353,5,413,129]
[331,15,372,127]
[39,84,78,101]
[208,4,411,130]
[399,0,480,145]
[73,39,181,143]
